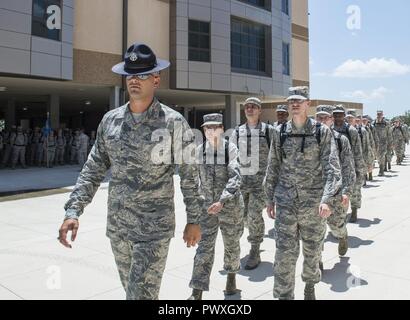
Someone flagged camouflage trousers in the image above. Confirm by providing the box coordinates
[190,205,244,291]
[1,145,11,166]
[376,147,387,171]
[350,173,363,209]
[327,197,348,239]
[386,149,394,163]
[110,237,171,300]
[46,148,56,166]
[273,199,326,300]
[11,146,26,167]
[394,143,405,162]
[78,149,88,167]
[30,143,40,165]
[70,147,79,164]
[55,146,65,164]
[243,190,265,246]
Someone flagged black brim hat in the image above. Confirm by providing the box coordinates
[112,42,170,76]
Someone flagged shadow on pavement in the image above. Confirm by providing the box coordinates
[324,233,374,249]
[232,257,274,282]
[363,184,380,189]
[383,174,399,178]
[355,217,382,228]
[321,257,369,293]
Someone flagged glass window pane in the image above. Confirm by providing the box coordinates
[189,49,198,61]
[189,33,199,48]
[231,18,267,72]
[189,20,199,32]
[33,0,46,18]
[199,51,210,62]
[199,22,209,33]
[199,35,209,49]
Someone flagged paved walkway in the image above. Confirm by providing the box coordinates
[0,148,409,300]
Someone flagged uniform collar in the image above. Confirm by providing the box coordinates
[290,118,313,133]
[124,97,161,125]
[245,121,262,131]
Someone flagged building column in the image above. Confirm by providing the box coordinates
[225,95,240,129]
[49,94,60,129]
[110,86,121,110]
[6,98,16,130]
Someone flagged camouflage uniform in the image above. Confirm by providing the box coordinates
[402,123,410,144]
[11,130,28,168]
[264,118,342,300]
[189,138,244,292]
[356,124,374,176]
[386,124,394,167]
[327,131,355,239]
[70,133,80,164]
[373,118,389,173]
[78,132,90,167]
[44,134,56,167]
[1,131,12,167]
[64,98,201,300]
[364,117,378,172]
[55,133,66,165]
[333,122,364,210]
[392,125,406,163]
[29,130,42,165]
[273,105,289,130]
[231,121,273,247]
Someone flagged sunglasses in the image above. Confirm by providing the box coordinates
[288,99,305,104]
[126,72,159,81]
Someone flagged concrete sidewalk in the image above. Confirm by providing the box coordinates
[0,149,409,300]
[0,165,83,194]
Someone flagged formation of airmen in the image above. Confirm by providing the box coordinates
[57,42,409,301]
[0,127,95,169]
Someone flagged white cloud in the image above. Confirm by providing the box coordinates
[333,58,410,78]
[341,87,391,101]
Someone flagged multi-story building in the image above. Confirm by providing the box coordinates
[0,0,354,132]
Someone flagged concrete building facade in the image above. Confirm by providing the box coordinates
[0,0,357,133]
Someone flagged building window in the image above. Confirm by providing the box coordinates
[282,42,290,75]
[231,18,268,74]
[238,0,270,11]
[188,20,210,63]
[32,0,62,41]
[282,0,289,15]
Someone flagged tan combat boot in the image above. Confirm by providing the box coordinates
[187,289,202,300]
[338,235,348,256]
[304,283,316,300]
[224,273,238,296]
[349,208,358,223]
[244,244,261,270]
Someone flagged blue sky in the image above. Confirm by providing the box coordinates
[308,0,410,118]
